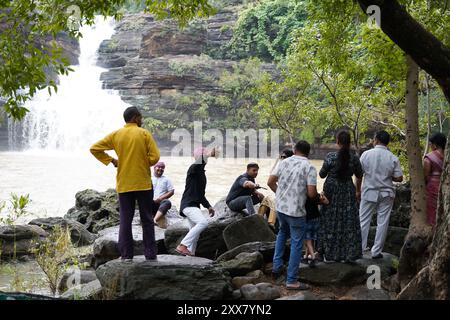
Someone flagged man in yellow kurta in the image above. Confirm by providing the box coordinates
[90,107,160,261]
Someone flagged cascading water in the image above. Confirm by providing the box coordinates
[8,17,128,152]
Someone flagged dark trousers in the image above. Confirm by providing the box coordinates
[118,190,156,259]
[227,195,260,215]
[156,199,172,215]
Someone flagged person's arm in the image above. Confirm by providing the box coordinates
[354,154,364,201]
[243,180,258,189]
[319,154,330,179]
[90,133,116,166]
[155,190,174,203]
[423,157,432,184]
[356,177,363,202]
[146,131,160,167]
[267,175,278,193]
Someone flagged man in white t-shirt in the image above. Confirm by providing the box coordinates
[152,162,175,228]
[358,130,403,259]
[267,141,328,290]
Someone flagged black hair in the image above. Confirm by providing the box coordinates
[429,132,447,150]
[281,148,294,158]
[375,130,390,146]
[247,162,259,170]
[123,107,141,123]
[294,140,310,157]
[336,130,351,178]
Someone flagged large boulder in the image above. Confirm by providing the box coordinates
[218,252,264,277]
[65,189,119,233]
[29,217,97,247]
[0,225,47,259]
[368,226,408,256]
[164,217,231,260]
[92,224,166,268]
[223,215,276,250]
[96,255,233,300]
[297,252,398,286]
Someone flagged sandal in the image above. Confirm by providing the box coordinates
[175,245,192,256]
[286,282,310,291]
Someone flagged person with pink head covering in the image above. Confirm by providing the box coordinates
[176,147,216,256]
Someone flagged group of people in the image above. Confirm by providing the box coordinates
[90,106,446,291]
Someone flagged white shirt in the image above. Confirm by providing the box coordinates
[273,155,317,217]
[360,145,403,201]
[151,175,174,200]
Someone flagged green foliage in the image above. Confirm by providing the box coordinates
[31,225,73,296]
[228,0,307,61]
[0,0,215,120]
[0,193,31,225]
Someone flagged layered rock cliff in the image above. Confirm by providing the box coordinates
[97,0,272,148]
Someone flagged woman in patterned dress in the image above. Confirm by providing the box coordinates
[317,130,364,262]
[423,132,447,226]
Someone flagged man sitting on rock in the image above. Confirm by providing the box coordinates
[226,163,264,216]
[152,161,175,229]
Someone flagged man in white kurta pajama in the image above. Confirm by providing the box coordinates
[358,131,404,259]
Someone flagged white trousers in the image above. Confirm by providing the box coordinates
[360,194,394,256]
[180,207,208,255]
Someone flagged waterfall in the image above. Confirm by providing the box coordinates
[8,17,128,152]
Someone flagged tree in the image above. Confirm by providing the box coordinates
[0,0,215,120]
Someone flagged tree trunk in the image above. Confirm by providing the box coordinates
[397,56,433,289]
[398,135,450,299]
[357,0,450,104]
[423,73,431,159]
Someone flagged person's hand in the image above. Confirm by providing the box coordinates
[256,191,265,201]
[111,159,118,167]
[154,198,161,204]
[208,207,215,217]
[320,193,329,205]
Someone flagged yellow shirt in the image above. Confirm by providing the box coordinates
[90,123,160,193]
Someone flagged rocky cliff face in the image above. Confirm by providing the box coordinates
[97,1,270,149]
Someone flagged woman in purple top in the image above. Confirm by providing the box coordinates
[423,132,447,226]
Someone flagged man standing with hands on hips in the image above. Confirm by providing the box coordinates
[90,106,160,261]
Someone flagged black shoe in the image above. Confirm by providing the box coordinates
[372,253,383,260]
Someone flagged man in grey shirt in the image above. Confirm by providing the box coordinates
[358,131,403,259]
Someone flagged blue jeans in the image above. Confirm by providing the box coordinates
[272,211,307,284]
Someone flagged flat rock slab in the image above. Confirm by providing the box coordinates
[93,224,166,268]
[96,255,232,300]
[223,215,276,250]
[298,252,398,286]
[216,241,276,263]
